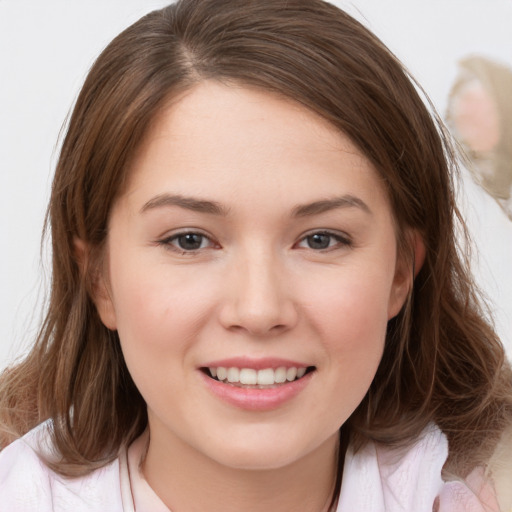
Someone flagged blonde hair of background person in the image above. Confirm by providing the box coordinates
[447,56,512,221]
[0,0,511,510]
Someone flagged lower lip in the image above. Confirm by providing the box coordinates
[200,371,313,411]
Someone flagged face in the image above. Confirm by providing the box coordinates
[450,78,500,155]
[93,81,412,472]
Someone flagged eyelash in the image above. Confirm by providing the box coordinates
[158,231,218,255]
[157,229,353,254]
[295,230,353,251]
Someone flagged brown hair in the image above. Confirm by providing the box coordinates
[1,0,511,488]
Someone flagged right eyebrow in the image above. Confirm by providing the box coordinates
[140,194,230,216]
[292,195,372,217]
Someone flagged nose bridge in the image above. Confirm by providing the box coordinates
[221,242,297,335]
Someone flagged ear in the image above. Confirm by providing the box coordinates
[74,237,118,331]
[387,230,426,319]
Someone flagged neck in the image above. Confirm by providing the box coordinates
[142,427,340,512]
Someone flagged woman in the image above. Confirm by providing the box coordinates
[1,1,511,510]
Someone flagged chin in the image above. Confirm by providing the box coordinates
[212,447,305,471]
[202,428,337,472]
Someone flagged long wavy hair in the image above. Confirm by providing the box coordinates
[1,0,511,491]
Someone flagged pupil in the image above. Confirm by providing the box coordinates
[178,233,203,250]
[308,233,330,249]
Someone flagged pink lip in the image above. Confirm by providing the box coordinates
[199,365,314,412]
[201,357,309,370]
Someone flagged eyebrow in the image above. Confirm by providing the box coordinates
[292,195,372,217]
[140,194,229,216]
[140,193,371,217]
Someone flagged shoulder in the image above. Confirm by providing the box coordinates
[0,423,126,511]
[338,425,502,512]
[0,423,55,510]
[339,424,448,510]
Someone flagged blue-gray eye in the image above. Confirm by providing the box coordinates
[175,233,206,250]
[297,231,351,250]
[306,233,333,249]
[158,231,217,253]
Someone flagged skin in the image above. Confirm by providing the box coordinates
[89,81,414,511]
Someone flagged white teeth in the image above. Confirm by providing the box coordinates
[216,367,227,381]
[274,367,287,384]
[208,366,309,385]
[257,368,274,385]
[227,367,239,383]
[286,367,297,381]
[239,368,258,385]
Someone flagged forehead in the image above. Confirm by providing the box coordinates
[121,80,391,218]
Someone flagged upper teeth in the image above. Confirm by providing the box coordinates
[209,366,307,385]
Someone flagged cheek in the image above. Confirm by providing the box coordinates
[296,286,388,437]
[302,266,392,400]
[108,258,219,365]
[108,263,222,416]
[307,267,393,342]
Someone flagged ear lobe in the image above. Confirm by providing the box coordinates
[92,277,118,331]
[73,237,117,331]
[387,230,426,319]
[387,263,412,320]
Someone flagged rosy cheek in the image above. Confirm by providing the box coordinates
[307,275,390,349]
[113,267,217,346]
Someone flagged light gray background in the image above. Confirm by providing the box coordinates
[1,0,511,369]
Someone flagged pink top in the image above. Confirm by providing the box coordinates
[0,422,502,511]
[126,431,169,511]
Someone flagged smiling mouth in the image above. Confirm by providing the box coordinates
[201,366,316,388]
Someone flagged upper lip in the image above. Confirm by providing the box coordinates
[201,357,312,370]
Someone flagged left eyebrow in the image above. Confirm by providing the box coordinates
[140,193,230,216]
[292,195,373,217]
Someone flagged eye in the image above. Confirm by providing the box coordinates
[296,231,352,250]
[159,231,217,252]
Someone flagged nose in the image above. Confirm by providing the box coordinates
[219,250,299,336]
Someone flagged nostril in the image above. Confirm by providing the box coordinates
[269,323,288,332]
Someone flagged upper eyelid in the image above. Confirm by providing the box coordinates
[298,229,352,241]
[157,230,219,251]
[293,230,353,252]
[159,228,212,241]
